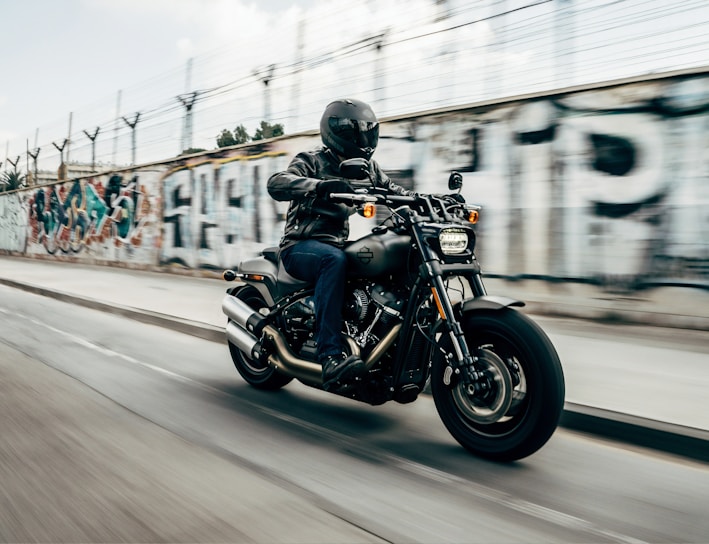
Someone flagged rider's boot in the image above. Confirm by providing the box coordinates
[321,353,366,392]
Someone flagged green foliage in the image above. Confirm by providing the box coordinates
[216,129,236,148]
[216,124,252,148]
[234,124,251,144]
[253,121,284,141]
[0,170,26,192]
[179,147,207,156]
[216,121,283,147]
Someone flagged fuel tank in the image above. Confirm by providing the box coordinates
[345,230,412,278]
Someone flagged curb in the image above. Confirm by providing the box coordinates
[560,404,709,463]
[0,278,225,344]
[3,277,707,463]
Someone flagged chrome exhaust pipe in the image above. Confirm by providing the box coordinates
[364,323,401,368]
[222,295,267,336]
[263,324,324,385]
[225,320,262,360]
[223,294,269,362]
[263,323,402,386]
[223,293,403,386]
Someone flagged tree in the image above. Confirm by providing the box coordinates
[216,129,236,148]
[233,124,251,144]
[0,170,26,192]
[179,147,207,156]
[216,124,252,148]
[253,121,284,141]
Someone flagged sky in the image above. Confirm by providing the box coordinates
[2,0,708,170]
[0,0,447,167]
[0,0,313,145]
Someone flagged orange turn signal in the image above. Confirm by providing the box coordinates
[362,203,376,219]
[431,287,447,320]
[468,210,479,224]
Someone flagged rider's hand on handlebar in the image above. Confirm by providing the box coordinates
[316,179,354,198]
[439,193,466,206]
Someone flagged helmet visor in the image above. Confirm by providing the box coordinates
[328,117,379,149]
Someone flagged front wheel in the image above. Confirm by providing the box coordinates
[431,308,564,461]
[228,286,293,391]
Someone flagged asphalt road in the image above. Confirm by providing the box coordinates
[1,284,708,543]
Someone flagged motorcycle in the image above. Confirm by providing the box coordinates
[221,159,565,461]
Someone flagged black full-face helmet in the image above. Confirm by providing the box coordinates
[320,98,379,160]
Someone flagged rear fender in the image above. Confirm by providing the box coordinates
[226,282,275,307]
[227,255,311,305]
[227,257,278,306]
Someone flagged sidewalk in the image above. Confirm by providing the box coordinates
[1,255,707,462]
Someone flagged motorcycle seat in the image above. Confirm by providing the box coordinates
[260,246,312,297]
[276,263,311,297]
[262,246,280,264]
[254,246,312,299]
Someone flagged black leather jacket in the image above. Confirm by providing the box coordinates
[268,147,414,249]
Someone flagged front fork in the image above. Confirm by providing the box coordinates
[426,263,486,391]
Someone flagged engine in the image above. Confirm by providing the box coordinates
[344,282,405,356]
[281,282,405,362]
[281,296,317,359]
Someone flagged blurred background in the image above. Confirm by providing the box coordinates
[1,3,708,542]
[1,0,708,172]
[0,0,707,327]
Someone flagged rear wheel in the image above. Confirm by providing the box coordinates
[228,286,292,390]
[431,308,564,461]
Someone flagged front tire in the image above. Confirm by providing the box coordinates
[228,286,292,390]
[431,308,564,461]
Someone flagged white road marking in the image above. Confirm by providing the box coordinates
[4,306,647,544]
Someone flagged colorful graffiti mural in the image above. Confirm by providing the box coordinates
[21,172,161,263]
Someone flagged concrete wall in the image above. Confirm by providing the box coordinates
[2,72,708,328]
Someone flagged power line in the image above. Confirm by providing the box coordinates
[10,0,709,174]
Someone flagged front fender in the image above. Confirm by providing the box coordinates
[435,296,525,335]
[457,295,525,315]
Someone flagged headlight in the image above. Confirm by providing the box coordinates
[439,228,468,255]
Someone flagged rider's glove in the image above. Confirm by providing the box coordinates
[316,179,354,199]
[439,193,466,205]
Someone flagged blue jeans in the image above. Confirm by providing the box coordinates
[280,240,347,362]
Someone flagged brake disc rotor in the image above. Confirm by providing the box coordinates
[451,348,514,425]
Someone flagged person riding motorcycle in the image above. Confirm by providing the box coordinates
[267,98,414,392]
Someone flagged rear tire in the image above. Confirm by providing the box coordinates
[228,286,292,390]
[431,308,564,461]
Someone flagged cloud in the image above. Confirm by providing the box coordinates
[176,38,195,61]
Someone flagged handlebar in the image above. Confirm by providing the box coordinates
[328,190,480,225]
[328,192,418,205]
[328,193,379,203]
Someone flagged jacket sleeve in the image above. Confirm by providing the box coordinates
[372,160,416,197]
[267,152,321,202]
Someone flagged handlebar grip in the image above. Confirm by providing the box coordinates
[329,193,378,203]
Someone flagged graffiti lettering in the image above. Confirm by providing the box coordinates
[24,174,157,261]
[160,152,288,269]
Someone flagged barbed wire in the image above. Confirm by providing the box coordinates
[5,0,709,177]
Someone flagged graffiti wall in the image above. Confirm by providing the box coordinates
[374,76,709,292]
[159,150,294,270]
[1,72,707,320]
[0,192,28,253]
[14,171,163,264]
